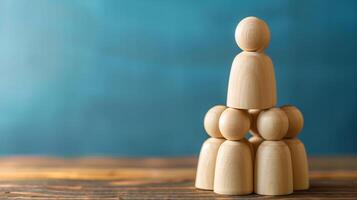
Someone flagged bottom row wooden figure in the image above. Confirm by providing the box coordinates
[195,105,309,196]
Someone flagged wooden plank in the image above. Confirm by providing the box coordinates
[0,156,354,199]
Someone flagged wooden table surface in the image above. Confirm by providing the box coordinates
[0,156,355,199]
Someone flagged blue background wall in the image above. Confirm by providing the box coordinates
[0,0,356,156]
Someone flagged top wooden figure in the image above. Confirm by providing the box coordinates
[227,16,277,109]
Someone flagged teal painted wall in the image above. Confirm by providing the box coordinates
[0,0,356,155]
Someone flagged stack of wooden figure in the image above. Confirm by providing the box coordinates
[195,16,309,196]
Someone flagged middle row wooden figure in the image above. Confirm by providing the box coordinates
[195,105,308,195]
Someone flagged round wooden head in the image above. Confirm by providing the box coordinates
[257,108,289,140]
[281,105,304,138]
[204,105,227,138]
[219,108,250,140]
[235,16,270,52]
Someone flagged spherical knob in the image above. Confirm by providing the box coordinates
[257,108,289,140]
[281,105,304,138]
[204,105,227,138]
[219,108,250,140]
[235,16,270,52]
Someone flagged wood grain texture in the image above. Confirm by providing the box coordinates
[195,138,224,190]
[255,141,293,195]
[226,52,277,109]
[285,138,309,190]
[214,140,253,195]
[0,156,355,199]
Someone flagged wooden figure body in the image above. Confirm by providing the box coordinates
[214,140,253,195]
[284,138,309,190]
[255,141,293,195]
[195,138,225,190]
[226,52,277,109]
[242,137,255,162]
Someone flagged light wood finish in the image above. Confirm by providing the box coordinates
[203,105,227,138]
[0,156,355,199]
[257,107,289,140]
[226,52,276,109]
[281,105,304,138]
[219,108,250,140]
[248,109,262,136]
[285,138,309,190]
[249,135,264,156]
[242,137,255,160]
[235,16,270,52]
[195,138,225,190]
[214,140,253,195]
[255,141,293,195]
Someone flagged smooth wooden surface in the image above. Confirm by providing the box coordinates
[214,140,253,195]
[285,138,309,190]
[204,105,226,138]
[226,52,277,109]
[255,141,293,195]
[0,156,355,199]
[195,138,224,190]
[257,108,289,140]
[219,108,250,140]
[281,105,304,138]
[235,16,270,52]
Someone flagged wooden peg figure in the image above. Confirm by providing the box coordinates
[255,108,293,195]
[195,105,227,190]
[281,105,309,190]
[214,108,253,195]
[227,16,276,110]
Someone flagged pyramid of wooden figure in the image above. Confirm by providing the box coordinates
[195,16,308,196]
